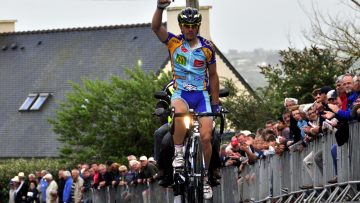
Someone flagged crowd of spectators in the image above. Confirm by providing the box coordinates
[7,155,158,203]
[221,73,360,189]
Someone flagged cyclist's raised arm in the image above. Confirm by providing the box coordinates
[151,0,171,42]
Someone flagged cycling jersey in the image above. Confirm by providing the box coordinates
[163,32,216,91]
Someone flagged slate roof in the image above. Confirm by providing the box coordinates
[0,23,253,158]
[0,23,168,158]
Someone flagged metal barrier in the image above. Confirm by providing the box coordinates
[239,121,360,202]
[83,166,239,203]
[82,122,360,202]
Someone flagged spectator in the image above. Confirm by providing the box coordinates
[81,168,92,203]
[9,177,19,203]
[57,170,65,203]
[125,160,139,185]
[71,169,84,203]
[139,156,158,183]
[26,180,39,203]
[62,171,72,203]
[118,165,128,186]
[97,164,112,188]
[15,172,28,203]
[39,170,48,203]
[44,174,58,203]
[90,164,99,188]
[109,163,120,188]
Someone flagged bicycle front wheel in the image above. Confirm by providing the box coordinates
[186,135,204,203]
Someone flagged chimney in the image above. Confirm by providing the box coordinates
[166,6,212,40]
[0,20,17,33]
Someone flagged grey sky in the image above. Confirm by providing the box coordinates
[0,0,357,51]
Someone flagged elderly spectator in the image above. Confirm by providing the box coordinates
[118,165,128,186]
[14,172,28,203]
[71,169,84,203]
[125,160,139,185]
[139,156,158,183]
[10,177,19,203]
[328,74,358,120]
[44,174,58,203]
[62,171,72,203]
[39,170,48,203]
[97,164,112,188]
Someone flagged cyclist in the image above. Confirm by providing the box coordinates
[152,1,220,199]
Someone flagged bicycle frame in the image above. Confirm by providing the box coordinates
[172,108,226,203]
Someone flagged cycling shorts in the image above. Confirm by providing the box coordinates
[171,89,211,113]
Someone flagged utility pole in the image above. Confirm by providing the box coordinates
[186,0,199,9]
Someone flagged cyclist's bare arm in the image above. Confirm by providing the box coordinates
[151,0,171,42]
[208,63,220,105]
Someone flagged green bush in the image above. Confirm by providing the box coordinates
[0,158,74,202]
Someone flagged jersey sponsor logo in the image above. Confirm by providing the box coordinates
[183,83,198,91]
[175,54,187,66]
[181,46,188,53]
[194,59,204,67]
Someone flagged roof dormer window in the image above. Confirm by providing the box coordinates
[19,93,51,111]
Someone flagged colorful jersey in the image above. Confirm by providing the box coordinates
[163,32,216,91]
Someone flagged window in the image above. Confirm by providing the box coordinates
[19,93,38,111]
[19,93,51,111]
[30,93,50,110]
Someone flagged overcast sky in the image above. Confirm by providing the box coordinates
[0,0,357,52]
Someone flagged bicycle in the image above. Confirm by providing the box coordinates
[154,89,228,203]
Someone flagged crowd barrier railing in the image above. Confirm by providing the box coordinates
[83,166,240,203]
[239,121,360,202]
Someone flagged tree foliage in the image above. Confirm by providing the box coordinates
[259,46,354,115]
[49,67,172,163]
[221,79,274,132]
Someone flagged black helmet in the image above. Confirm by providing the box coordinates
[178,7,202,25]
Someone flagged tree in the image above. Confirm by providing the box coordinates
[259,46,354,115]
[49,67,172,163]
[305,0,360,58]
[221,79,274,133]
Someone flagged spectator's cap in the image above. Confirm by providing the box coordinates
[119,165,128,172]
[139,156,147,161]
[148,157,155,163]
[299,103,313,114]
[312,88,321,97]
[327,90,337,100]
[44,173,53,180]
[320,86,332,94]
[231,138,239,147]
[240,130,251,136]
[284,98,298,107]
[18,172,25,177]
[11,176,20,182]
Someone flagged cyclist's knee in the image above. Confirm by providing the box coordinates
[171,99,188,113]
[200,133,212,145]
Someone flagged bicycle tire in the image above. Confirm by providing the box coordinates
[186,135,204,203]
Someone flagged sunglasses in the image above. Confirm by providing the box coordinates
[180,23,200,29]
